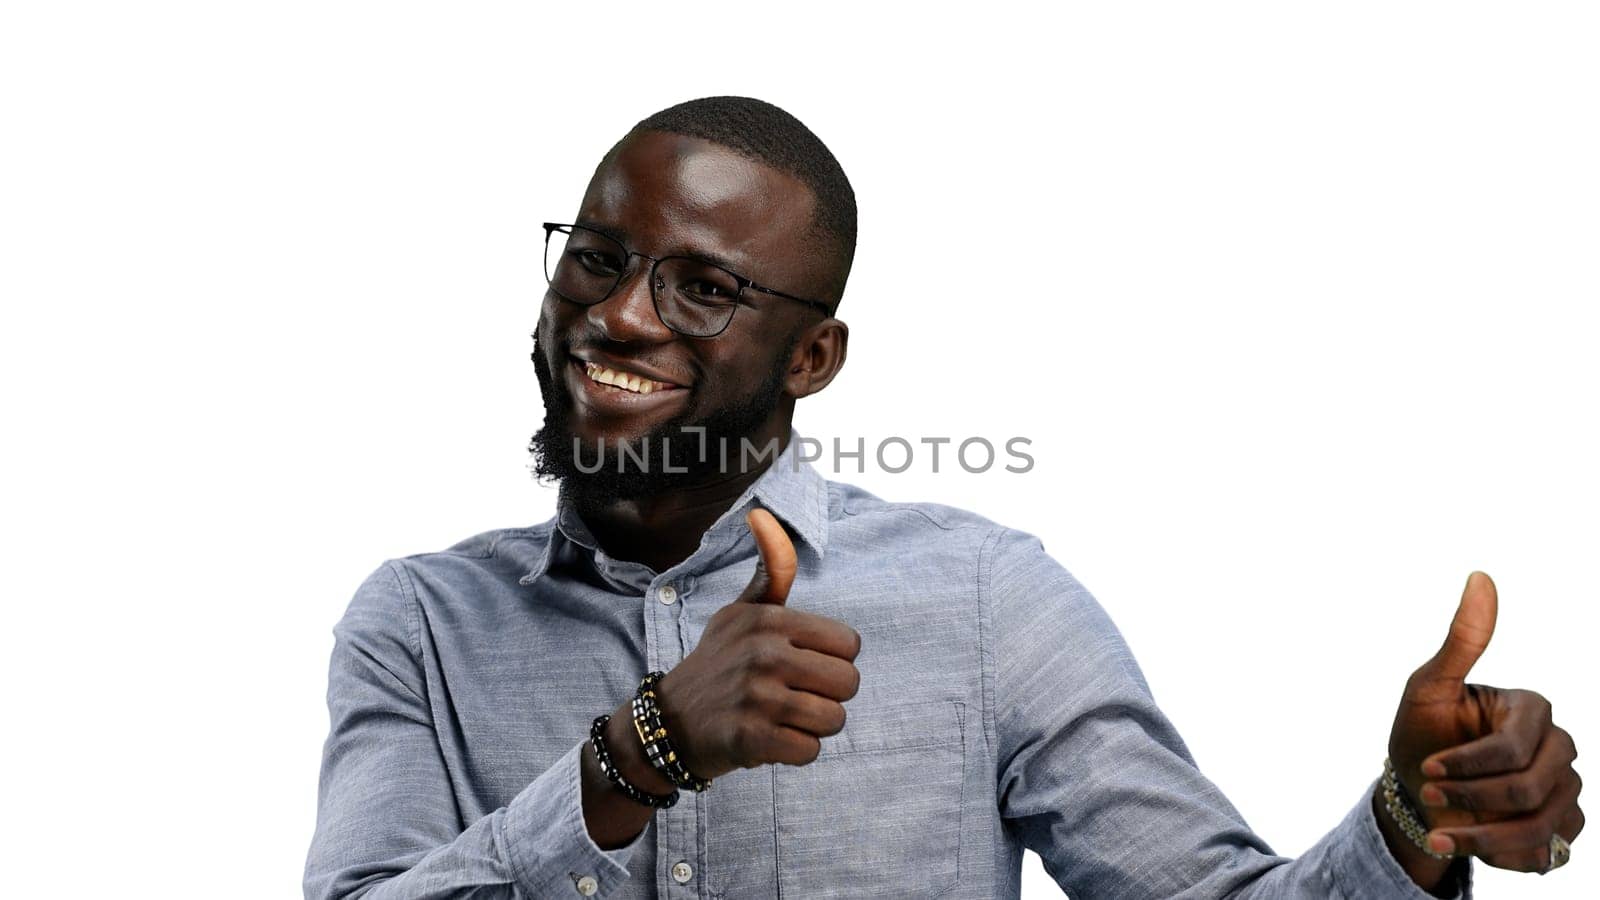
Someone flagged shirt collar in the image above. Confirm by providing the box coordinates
[746,429,830,555]
[522,429,831,584]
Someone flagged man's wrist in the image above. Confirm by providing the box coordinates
[604,699,678,795]
[1370,783,1461,898]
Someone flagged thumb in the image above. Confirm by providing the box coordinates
[735,508,797,605]
[1422,570,1499,683]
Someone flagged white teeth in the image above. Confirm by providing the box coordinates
[582,361,671,395]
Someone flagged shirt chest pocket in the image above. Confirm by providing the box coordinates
[772,698,966,899]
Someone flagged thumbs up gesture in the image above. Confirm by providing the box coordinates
[647,509,863,780]
[1386,572,1584,874]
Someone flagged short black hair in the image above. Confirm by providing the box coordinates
[625,96,856,307]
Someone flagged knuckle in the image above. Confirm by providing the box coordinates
[739,677,775,713]
[1510,735,1539,769]
[1486,739,1519,773]
[748,639,783,674]
[1504,779,1537,811]
[1532,800,1564,833]
[772,691,797,724]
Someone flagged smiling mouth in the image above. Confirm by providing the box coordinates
[580,360,683,395]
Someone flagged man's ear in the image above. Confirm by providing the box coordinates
[783,317,849,399]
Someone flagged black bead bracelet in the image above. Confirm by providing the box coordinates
[589,713,679,809]
[632,670,713,793]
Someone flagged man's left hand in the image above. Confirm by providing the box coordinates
[1387,571,1584,874]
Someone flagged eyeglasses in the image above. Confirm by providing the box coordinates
[542,222,833,338]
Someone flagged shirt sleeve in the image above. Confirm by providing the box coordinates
[985,527,1472,899]
[304,562,650,900]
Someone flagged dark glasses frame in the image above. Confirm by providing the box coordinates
[541,222,834,338]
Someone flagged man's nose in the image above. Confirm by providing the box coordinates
[586,258,674,343]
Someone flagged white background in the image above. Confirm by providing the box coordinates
[3,3,1595,897]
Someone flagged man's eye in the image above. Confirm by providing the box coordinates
[680,281,736,304]
[573,249,621,276]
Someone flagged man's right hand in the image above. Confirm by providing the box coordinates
[652,508,862,780]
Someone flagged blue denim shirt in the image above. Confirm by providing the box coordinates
[306,434,1470,899]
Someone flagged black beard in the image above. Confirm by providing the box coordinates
[528,331,794,510]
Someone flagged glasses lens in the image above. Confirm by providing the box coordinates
[545,225,626,305]
[654,257,741,337]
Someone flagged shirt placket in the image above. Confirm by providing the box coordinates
[644,569,704,899]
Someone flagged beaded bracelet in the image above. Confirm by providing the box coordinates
[1381,757,1451,860]
[632,670,713,793]
[589,713,679,809]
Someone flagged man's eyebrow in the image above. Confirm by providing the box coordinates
[575,217,751,277]
[674,245,749,277]
[576,218,629,245]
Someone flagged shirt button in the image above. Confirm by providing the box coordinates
[657,584,678,605]
[670,861,694,883]
[575,874,598,895]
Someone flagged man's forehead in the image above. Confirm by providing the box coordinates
[577,131,815,272]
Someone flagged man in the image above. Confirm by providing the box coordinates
[305,96,1583,899]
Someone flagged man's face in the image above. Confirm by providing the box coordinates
[530,130,828,501]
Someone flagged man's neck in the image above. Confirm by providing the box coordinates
[577,430,790,573]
